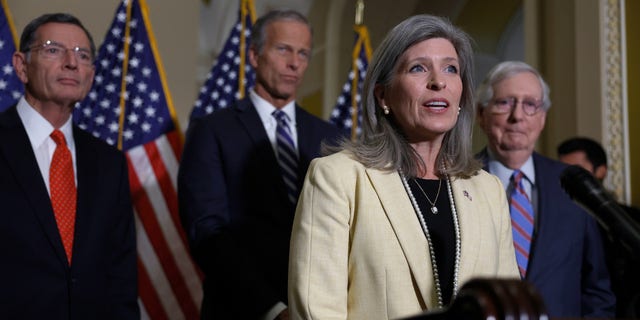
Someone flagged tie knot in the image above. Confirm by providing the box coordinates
[272,110,289,125]
[51,130,67,147]
[512,169,525,183]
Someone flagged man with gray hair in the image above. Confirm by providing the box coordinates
[475,61,615,317]
[179,9,341,320]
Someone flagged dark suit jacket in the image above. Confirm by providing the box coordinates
[479,150,615,318]
[0,106,139,320]
[178,98,342,319]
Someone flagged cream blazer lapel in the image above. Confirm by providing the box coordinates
[448,177,482,285]
[365,168,438,309]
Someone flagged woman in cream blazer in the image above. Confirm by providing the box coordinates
[288,14,519,320]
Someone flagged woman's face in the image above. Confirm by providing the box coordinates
[376,37,463,143]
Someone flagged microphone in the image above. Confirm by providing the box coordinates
[560,165,640,254]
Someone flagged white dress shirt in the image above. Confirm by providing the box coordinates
[16,97,77,195]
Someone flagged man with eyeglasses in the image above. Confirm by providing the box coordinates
[0,13,138,319]
[474,61,615,318]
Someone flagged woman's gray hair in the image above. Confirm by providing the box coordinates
[475,60,551,111]
[327,14,480,178]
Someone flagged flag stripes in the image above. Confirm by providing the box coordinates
[73,0,202,318]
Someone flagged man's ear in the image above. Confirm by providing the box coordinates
[12,52,29,84]
[248,46,259,69]
[594,164,607,182]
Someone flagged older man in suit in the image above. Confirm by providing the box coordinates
[178,9,341,320]
[475,60,615,317]
[0,13,138,319]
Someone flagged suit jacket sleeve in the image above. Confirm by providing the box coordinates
[179,115,283,316]
[580,213,617,317]
[108,151,140,319]
[289,155,352,319]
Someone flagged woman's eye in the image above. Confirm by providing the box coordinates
[444,65,458,73]
[409,64,426,73]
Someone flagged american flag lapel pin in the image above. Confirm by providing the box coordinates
[463,190,472,201]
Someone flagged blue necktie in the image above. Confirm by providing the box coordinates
[272,110,299,204]
[509,169,534,278]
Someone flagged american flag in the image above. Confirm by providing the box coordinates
[0,0,23,112]
[329,24,372,140]
[190,0,256,121]
[73,0,202,319]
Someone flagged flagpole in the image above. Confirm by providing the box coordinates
[350,0,365,140]
[117,0,134,150]
[355,0,364,26]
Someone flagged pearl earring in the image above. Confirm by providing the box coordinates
[457,106,461,115]
[383,106,390,115]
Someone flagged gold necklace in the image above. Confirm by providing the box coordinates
[412,178,442,214]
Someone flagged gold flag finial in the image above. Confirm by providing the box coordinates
[355,0,364,25]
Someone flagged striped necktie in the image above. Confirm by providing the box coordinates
[509,169,534,278]
[272,110,299,205]
[50,129,76,265]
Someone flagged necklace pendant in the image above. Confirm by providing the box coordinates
[431,206,438,214]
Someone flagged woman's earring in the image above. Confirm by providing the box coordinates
[457,106,461,115]
[383,105,390,115]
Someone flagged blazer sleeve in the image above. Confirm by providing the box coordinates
[289,156,352,320]
[580,214,616,317]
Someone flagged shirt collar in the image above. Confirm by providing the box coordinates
[16,96,75,149]
[486,148,535,190]
[249,88,296,125]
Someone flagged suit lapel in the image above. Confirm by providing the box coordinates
[366,168,437,309]
[0,108,68,266]
[449,177,481,284]
[235,99,291,211]
[72,127,99,261]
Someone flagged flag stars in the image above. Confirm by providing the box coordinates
[95,115,106,125]
[109,122,119,133]
[134,42,144,52]
[117,12,126,22]
[142,67,152,77]
[145,106,156,117]
[149,91,160,102]
[123,129,134,140]
[128,112,139,124]
[111,27,122,38]
[129,57,140,68]
[137,82,148,92]
[100,99,111,109]
[106,83,117,93]
[0,80,6,90]
[3,64,13,74]
[132,96,143,108]
[141,122,151,132]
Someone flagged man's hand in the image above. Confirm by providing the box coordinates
[276,308,289,320]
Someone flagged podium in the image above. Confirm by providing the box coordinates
[401,278,548,320]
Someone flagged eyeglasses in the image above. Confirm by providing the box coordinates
[490,97,543,116]
[27,40,94,66]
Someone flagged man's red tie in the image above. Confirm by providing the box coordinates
[50,129,76,265]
